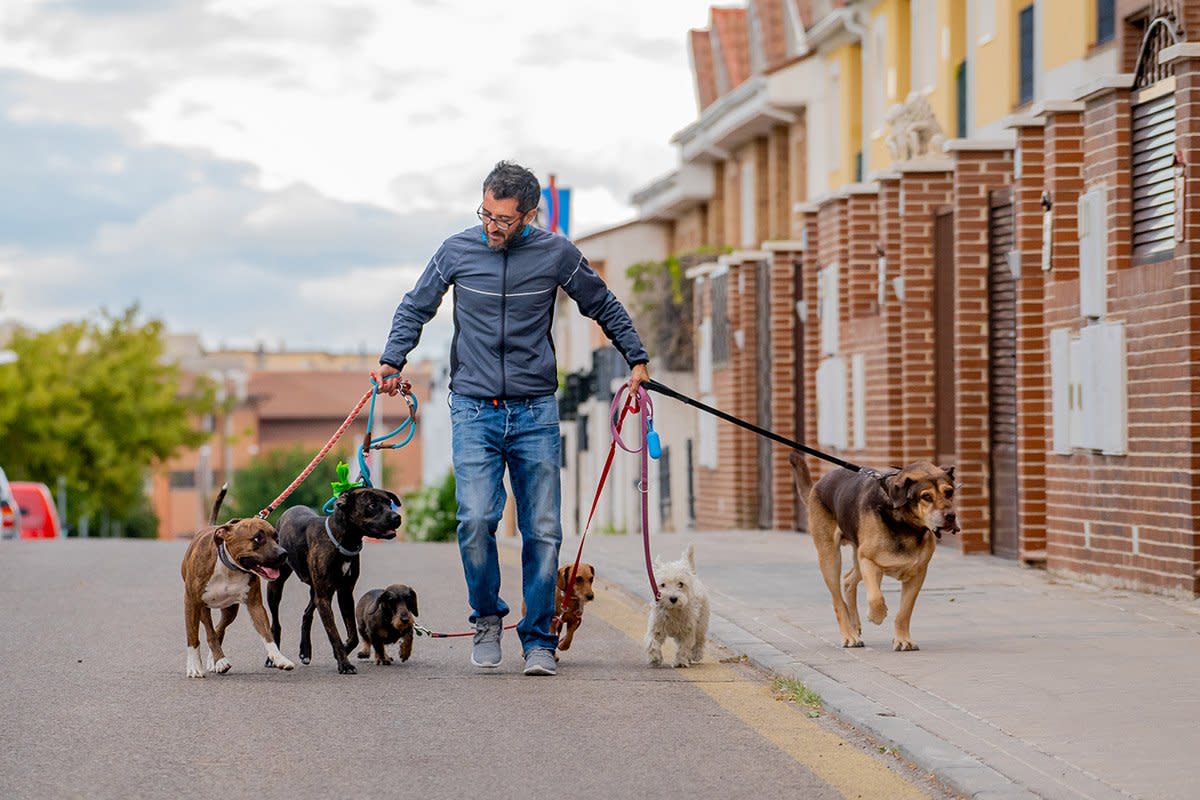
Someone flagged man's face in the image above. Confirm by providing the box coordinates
[479,191,532,251]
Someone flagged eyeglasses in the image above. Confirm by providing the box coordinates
[477,205,526,232]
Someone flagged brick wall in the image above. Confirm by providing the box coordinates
[1012,123,1050,559]
[897,166,954,463]
[767,245,803,529]
[951,147,1016,554]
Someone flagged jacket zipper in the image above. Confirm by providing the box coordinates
[500,248,508,399]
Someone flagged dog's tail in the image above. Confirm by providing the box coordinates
[209,483,229,526]
[787,452,813,510]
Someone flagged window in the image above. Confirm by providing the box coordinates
[711,272,730,365]
[1131,91,1176,259]
[1095,0,1115,45]
[169,471,196,489]
[955,60,968,138]
[1017,5,1035,105]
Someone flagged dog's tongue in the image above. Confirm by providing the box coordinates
[256,565,280,580]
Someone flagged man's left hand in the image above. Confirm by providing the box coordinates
[628,362,650,396]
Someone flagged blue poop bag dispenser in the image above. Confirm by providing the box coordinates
[646,418,662,460]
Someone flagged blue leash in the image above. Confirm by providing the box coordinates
[323,377,418,513]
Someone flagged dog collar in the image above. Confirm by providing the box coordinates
[325,516,362,557]
[217,541,253,574]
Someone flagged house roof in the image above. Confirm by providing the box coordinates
[711,7,751,92]
[690,28,719,110]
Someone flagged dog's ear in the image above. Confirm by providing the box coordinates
[402,587,418,617]
[334,491,354,512]
[557,565,570,591]
[383,491,402,509]
[888,475,916,510]
[213,521,239,542]
[940,465,956,483]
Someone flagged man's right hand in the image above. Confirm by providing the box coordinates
[371,365,408,397]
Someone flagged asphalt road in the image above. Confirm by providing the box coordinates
[0,537,951,800]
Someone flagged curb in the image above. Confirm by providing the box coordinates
[597,560,1038,800]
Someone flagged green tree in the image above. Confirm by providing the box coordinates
[224,447,349,521]
[0,307,215,531]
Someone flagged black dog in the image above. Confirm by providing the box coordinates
[266,487,402,674]
[355,583,419,665]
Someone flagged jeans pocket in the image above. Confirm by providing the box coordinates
[529,396,560,428]
[450,394,482,423]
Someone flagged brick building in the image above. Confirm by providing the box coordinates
[628,1,1200,597]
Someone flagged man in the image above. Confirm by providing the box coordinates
[374,161,650,676]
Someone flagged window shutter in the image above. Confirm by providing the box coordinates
[1050,328,1071,453]
[1080,321,1127,454]
[1078,186,1107,319]
[820,262,839,356]
[1131,92,1176,258]
[852,353,866,450]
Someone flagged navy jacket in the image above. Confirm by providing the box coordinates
[380,225,648,399]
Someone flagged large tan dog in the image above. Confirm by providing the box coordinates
[181,509,295,678]
[789,453,958,651]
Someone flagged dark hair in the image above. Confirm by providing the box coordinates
[482,161,541,213]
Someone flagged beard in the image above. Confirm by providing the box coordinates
[485,224,522,251]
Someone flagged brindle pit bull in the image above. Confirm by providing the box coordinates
[267,487,402,674]
[180,515,294,678]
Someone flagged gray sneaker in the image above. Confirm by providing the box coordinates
[523,648,557,676]
[471,615,502,668]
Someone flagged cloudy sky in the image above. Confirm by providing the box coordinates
[0,0,716,362]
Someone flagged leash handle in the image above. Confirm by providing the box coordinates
[642,378,865,474]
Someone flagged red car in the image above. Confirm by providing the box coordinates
[10,482,63,539]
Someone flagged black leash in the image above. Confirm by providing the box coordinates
[643,379,866,474]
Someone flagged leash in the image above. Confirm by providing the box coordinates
[257,387,376,519]
[609,384,660,602]
[413,621,519,639]
[642,378,867,474]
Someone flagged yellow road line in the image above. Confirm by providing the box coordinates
[590,582,930,800]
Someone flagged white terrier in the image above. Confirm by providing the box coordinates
[645,544,710,668]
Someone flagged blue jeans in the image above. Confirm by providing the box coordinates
[450,393,562,654]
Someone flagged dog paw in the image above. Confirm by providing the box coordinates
[211,657,232,674]
[357,650,370,660]
[842,635,864,648]
[271,654,295,671]
[673,657,691,668]
[186,665,206,678]
[299,655,311,665]
[647,651,663,667]
[893,638,919,652]
[868,603,888,626]
[337,661,357,675]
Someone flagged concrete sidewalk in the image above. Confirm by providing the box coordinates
[567,528,1200,800]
